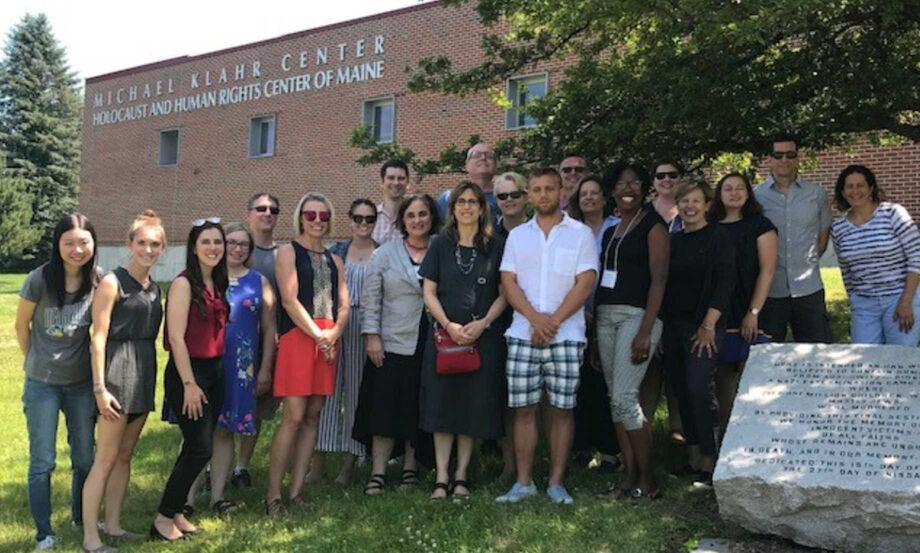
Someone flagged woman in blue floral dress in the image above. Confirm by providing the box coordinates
[208,222,276,513]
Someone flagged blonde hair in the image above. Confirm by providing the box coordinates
[493,171,527,193]
[292,192,335,236]
[674,176,714,203]
[128,209,166,248]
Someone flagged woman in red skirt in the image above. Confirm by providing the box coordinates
[265,193,349,515]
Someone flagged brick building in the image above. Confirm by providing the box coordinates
[79,1,920,278]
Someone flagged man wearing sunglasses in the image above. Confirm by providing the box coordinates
[233,191,283,490]
[372,159,409,244]
[754,136,833,343]
[559,155,589,209]
[437,142,501,227]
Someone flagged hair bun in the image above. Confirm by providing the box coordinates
[139,209,158,219]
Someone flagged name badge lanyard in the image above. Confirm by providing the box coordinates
[600,214,640,289]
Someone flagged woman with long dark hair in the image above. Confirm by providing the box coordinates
[265,193,349,515]
[708,173,777,434]
[82,210,166,551]
[151,218,229,540]
[15,214,100,551]
[420,182,507,498]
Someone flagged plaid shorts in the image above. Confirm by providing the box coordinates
[506,338,584,409]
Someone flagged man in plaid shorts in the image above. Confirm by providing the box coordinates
[496,167,598,505]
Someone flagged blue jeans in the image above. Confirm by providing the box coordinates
[22,377,96,542]
[850,292,920,346]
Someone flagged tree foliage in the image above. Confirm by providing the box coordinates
[0,13,82,263]
[353,0,920,176]
[0,159,41,268]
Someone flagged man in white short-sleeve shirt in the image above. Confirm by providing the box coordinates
[497,167,598,505]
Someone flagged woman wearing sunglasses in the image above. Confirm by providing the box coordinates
[265,193,349,515]
[493,172,529,238]
[309,199,379,486]
[152,217,229,541]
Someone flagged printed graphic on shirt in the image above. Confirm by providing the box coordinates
[43,301,92,339]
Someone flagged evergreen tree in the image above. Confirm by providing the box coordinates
[0,159,41,268]
[0,13,82,263]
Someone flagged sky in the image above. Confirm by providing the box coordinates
[0,0,428,83]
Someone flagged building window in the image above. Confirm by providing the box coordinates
[249,115,276,158]
[158,129,179,167]
[362,97,394,143]
[506,73,548,129]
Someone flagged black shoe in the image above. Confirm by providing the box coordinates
[149,524,188,542]
[691,471,713,488]
[230,468,252,489]
[598,458,621,473]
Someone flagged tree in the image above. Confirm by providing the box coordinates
[0,159,41,268]
[0,13,82,262]
[352,0,920,175]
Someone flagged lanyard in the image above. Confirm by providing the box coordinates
[601,212,642,273]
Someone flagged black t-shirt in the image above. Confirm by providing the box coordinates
[595,210,667,310]
[664,223,736,325]
[719,215,777,327]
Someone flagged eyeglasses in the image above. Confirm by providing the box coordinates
[455,198,480,208]
[302,210,331,222]
[771,151,798,160]
[351,214,377,225]
[193,216,221,227]
[615,180,642,189]
[496,191,524,201]
[251,205,280,215]
[226,239,251,250]
[655,171,679,180]
[561,166,587,174]
[468,151,495,160]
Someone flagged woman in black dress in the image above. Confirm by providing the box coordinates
[82,211,165,551]
[420,182,507,499]
[709,173,777,435]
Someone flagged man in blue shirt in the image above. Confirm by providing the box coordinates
[437,142,500,226]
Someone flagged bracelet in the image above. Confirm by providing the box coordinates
[701,323,715,331]
[183,380,194,386]
[93,386,105,394]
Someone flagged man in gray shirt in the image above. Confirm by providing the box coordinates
[753,136,833,343]
[232,191,282,489]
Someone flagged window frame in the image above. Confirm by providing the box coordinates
[505,72,549,130]
[157,128,180,167]
[248,113,277,159]
[362,95,396,144]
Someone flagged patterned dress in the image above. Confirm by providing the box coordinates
[217,269,263,434]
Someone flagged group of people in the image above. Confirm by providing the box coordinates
[16,136,920,550]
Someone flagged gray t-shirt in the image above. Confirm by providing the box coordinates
[252,244,279,294]
[19,265,95,384]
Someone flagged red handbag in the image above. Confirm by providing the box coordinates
[434,327,481,374]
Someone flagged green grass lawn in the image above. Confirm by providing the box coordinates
[0,270,851,553]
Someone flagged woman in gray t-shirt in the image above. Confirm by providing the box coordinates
[14,214,100,549]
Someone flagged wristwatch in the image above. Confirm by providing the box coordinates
[749,307,761,316]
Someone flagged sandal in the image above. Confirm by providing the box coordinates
[399,469,419,489]
[629,487,661,502]
[430,481,450,500]
[265,498,287,517]
[289,494,309,509]
[450,479,471,498]
[364,474,386,496]
[211,499,240,515]
[596,485,631,500]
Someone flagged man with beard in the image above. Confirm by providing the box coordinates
[497,168,598,505]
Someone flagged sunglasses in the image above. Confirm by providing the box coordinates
[561,166,587,174]
[193,216,221,227]
[302,210,331,222]
[252,205,280,215]
[771,151,798,159]
[655,171,679,180]
[496,191,524,201]
[351,214,377,225]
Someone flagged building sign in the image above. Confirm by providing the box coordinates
[91,35,387,126]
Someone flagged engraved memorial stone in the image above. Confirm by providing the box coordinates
[714,344,920,553]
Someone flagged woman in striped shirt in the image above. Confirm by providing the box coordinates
[831,164,920,345]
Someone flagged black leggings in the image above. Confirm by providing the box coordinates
[663,321,723,456]
[157,355,224,518]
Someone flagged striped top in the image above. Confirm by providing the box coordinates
[831,202,920,297]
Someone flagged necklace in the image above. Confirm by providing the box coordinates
[405,239,428,251]
[455,244,478,275]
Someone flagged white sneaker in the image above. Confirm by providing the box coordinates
[36,535,55,550]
